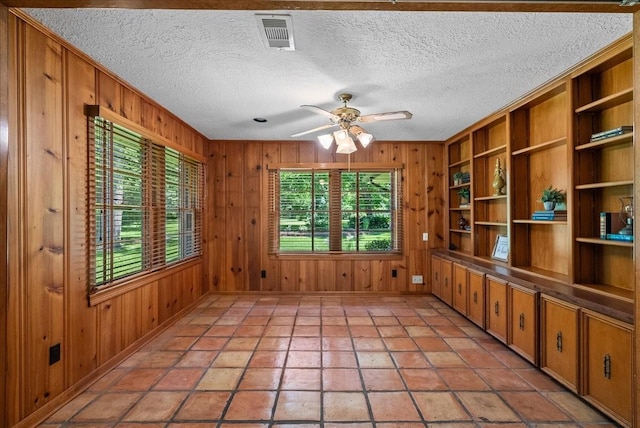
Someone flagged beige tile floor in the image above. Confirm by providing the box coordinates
[41,294,619,427]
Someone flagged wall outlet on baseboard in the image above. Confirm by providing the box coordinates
[411,275,423,284]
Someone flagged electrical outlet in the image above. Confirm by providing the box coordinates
[422,233,429,241]
[411,275,423,284]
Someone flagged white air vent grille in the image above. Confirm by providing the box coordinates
[256,14,295,51]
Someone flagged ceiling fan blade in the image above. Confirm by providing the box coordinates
[301,105,340,121]
[290,123,338,138]
[358,110,413,123]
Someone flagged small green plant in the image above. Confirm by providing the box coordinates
[458,187,470,199]
[540,186,565,203]
[453,171,464,182]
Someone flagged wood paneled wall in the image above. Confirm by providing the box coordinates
[3,12,208,427]
[204,140,445,293]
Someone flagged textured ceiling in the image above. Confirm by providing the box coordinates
[23,9,632,141]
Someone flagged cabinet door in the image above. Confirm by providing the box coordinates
[509,285,537,365]
[582,311,632,427]
[540,295,578,392]
[467,269,485,328]
[452,263,467,315]
[486,276,507,343]
[431,256,442,298]
[440,260,453,306]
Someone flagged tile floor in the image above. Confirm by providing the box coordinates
[42,294,618,427]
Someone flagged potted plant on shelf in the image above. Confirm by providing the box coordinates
[458,187,470,207]
[453,172,464,186]
[540,186,565,210]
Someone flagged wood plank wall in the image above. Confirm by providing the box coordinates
[3,12,208,427]
[204,140,445,293]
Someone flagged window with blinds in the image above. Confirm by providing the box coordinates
[268,165,403,254]
[88,116,204,291]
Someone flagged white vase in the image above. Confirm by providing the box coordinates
[543,201,555,210]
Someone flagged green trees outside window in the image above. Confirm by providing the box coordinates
[271,167,403,254]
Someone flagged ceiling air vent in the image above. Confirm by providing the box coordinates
[255,14,295,51]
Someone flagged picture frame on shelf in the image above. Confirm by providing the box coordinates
[491,235,509,262]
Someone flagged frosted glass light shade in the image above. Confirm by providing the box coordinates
[318,133,334,149]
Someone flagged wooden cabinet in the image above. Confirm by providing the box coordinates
[431,255,442,298]
[540,294,579,392]
[447,135,472,255]
[510,81,570,281]
[581,310,633,427]
[431,256,452,306]
[440,259,453,306]
[486,276,508,343]
[472,117,509,261]
[452,263,468,315]
[572,40,634,302]
[467,269,485,328]
[508,284,538,364]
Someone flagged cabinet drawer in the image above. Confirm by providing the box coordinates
[581,310,633,427]
[440,259,453,306]
[467,269,485,328]
[431,256,442,298]
[540,295,578,392]
[486,276,507,343]
[452,263,468,315]
[509,285,537,365]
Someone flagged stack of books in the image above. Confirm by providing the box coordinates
[460,172,471,184]
[590,126,632,143]
[600,212,633,242]
[532,210,567,221]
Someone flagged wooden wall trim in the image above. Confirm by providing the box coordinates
[2,1,638,13]
[633,9,639,426]
[85,104,207,162]
[88,260,203,306]
[0,4,8,426]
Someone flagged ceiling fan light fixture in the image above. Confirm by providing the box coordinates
[318,133,334,149]
[334,130,357,154]
[350,125,374,148]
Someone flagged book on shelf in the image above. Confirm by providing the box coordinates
[600,211,623,238]
[590,126,633,142]
[532,210,567,220]
[604,233,633,242]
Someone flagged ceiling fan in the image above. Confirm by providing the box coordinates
[291,93,413,154]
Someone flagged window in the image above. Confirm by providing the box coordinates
[269,165,403,254]
[88,114,204,291]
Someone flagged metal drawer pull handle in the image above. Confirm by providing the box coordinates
[494,301,499,315]
[444,278,448,287]
[473,291,478,304]
[519,313,525,330]
[458,283,462,294]
[604,354,611,379]
[556,332,563,352]
[435,272,438,281]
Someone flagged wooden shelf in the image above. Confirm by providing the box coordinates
[512,137,566,156]
[475,221,507,227]
[576,237,634,248]
[450,183,471,190]
[475,195,507,201]
[575,180,634,190]
[473,144,507,159]
[449,158,470,168]
[575,132,633,151]
[573,282,634,304]
[450,207,471,212]
[449,229,471,234]
[513,219,567,225]
[574,87,633,114]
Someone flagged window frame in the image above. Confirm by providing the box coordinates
[268,162,404,258]
[86,105,205,296]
